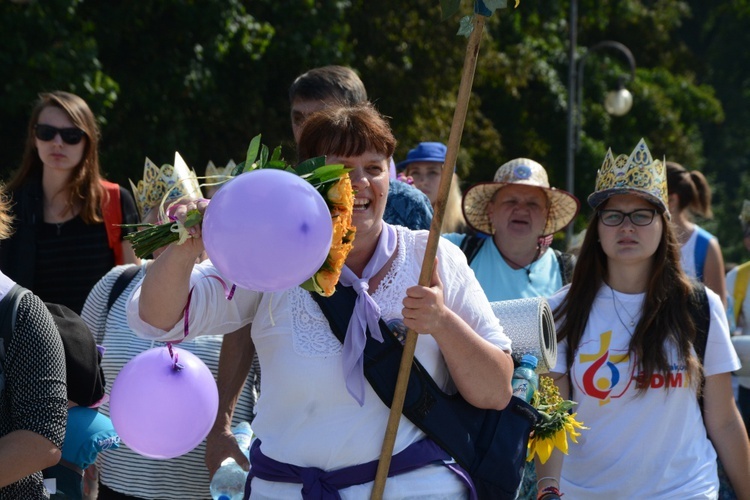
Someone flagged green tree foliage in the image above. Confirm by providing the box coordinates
[0,0,118,174]
[1,0,747,261]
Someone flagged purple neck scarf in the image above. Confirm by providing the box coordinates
[337,223,398,406]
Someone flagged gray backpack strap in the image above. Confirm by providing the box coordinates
[107,265,141,312]
[553,249,577,285]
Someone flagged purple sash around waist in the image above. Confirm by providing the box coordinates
[243,438,476,500]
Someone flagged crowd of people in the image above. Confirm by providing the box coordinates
[0,63,748,500]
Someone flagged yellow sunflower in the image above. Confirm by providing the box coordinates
[526,376,588,464]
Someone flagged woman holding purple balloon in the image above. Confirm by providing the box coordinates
[127,103,514,499]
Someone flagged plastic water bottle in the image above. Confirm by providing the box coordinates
[512,354,539,403]
[210,422,253,500]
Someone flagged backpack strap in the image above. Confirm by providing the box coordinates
[0,284,32,366]
[310,286,539,478]
[553,249,576,286]
[310,286,475,462]
[459,234,486,266]
[107,266,142,312]
[693,227,712,282]
[689,285,711,414]
[99,180,124,265]
[733,262,750,326]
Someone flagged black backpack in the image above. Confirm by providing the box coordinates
[0,284,106,408]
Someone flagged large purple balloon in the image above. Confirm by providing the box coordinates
[202,169,333,291]
[109,347,218,459]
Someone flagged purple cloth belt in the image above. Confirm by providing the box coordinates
[243,438,476,500]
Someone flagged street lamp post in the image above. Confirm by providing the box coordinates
[565,6,637,245]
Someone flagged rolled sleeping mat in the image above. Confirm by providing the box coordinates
[490,297,557,374]
[732,336,750,377]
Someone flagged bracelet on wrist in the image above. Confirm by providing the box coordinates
[536,476,559,488]
[537,485,563,499]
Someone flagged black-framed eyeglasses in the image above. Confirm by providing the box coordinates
[34,124,86,145]
[598,209,657,227]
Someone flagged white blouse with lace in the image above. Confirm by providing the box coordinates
[127,226,509,499]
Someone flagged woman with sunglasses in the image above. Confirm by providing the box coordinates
[535,139,749,499]
[0,91,140,314]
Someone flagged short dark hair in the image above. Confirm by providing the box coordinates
[288,65,367,106]
[297,103,396,162]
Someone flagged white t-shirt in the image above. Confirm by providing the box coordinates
[547,284,739,499]
[127,226,509,499]
[726,265,750,389]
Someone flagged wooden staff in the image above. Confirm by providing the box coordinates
[370,12,488,500]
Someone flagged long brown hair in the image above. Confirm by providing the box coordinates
[554,199,702,394]
[666,161,713,219]
[7,91,105,224]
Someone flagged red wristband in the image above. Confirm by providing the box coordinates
[537,485,563,499]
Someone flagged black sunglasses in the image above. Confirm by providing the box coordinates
[34,124,86,145]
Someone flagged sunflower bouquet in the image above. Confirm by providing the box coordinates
[124,134,356,296]
[527,375,587,464]
[298,164,356,297]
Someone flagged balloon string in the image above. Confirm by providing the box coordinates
[182,275,236,340]
[268,294,275,327]
[167,342,182,370]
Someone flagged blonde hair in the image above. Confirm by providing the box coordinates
[0,186,15,240]
[442,173,467,234]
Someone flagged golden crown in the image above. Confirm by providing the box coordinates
[587,138,669,215]
[740,200,750,226]
[129,152,202,220]
[205,159,236,184]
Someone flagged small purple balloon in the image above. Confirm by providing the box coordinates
[202,169,333,291]
[109,347,218,459]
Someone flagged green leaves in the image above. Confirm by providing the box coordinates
[295,156,327,176]
[245,134,261,169]
[457,15,474,37]
[440,0,462,20]
[183,209,203,228]
[122,223,180,258]
[302,164,351,186]
[232,134,292,175]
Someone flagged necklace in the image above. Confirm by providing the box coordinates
[610,286,640,330]
[497,244,541,283]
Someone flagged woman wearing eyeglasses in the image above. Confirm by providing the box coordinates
[535,139,749,500]
[0,91,140,314]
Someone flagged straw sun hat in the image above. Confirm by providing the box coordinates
[462,158,579,236]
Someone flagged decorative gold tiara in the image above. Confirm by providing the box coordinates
[588,138,668,215]
[205,159,236,185]
[129,152,202,220]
